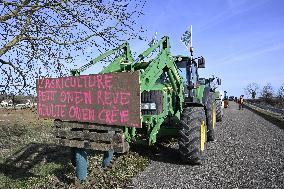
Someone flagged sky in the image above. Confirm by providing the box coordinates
[126,0,284,97]
[2,0,283,97]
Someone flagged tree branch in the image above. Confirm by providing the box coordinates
[0,58,27,89]
[0,0,31,22]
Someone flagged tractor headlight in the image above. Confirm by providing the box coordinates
[141,103,156,110]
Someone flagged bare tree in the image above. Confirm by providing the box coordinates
[244,82,259,99]
[261,83,274,101]
[277,84,284,99]
[0,0,146,94]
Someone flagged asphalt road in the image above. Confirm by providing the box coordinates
[128,102,284,189]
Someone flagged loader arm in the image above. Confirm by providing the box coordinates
[71,42,134,76]
[130,36,185,144]
[134,36,184,109]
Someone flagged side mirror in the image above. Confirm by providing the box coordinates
[205,78,209,85]
[217,78,221,85]
[198,57,205,68]
[198,78,206,85]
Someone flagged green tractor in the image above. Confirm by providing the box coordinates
[39,36,218,182]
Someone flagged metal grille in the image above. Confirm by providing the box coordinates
[141,90,164,115]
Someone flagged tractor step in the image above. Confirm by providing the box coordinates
[54,120,129,153]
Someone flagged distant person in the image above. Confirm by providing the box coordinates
[239,95,244,110]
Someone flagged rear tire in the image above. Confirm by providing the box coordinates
[178,107,207,164]
[216,100,223,122]
[205,93,216,141]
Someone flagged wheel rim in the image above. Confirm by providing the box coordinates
[200,120,206,152]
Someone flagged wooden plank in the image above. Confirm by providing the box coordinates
[37,72,141,128]
[54,120,122,131]
[54,138,129,153]
[54,130,113,142]
[53,119,128,152]
[54,130,124,144]
[113,142,130,153]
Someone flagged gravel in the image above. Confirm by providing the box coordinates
[128,102,284,189]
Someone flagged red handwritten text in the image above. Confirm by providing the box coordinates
[69,106,95,121]
[38,74,113,90]
[60,91,92,105]
[36,72,141,127]
[38,104,66,118]
[97,91,130,106]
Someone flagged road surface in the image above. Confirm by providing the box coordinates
[128,102,284,188]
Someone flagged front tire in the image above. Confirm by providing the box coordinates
[178,107,207,164]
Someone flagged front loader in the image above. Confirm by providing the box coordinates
[37,36,217,182]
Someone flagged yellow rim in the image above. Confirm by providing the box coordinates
[212,105,216,129]
[201,120,206,151]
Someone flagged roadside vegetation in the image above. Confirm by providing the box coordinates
[245,83,284,109]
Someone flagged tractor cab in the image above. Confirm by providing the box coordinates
[174,55,206,101]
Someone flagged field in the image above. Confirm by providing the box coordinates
[0,108,149,189]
